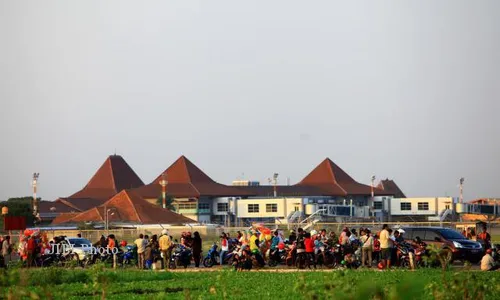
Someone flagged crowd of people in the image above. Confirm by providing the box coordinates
[0,225,498,271]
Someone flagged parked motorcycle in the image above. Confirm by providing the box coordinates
[169,245,192,269]
[202,242,236,267]
[268,247,287,267]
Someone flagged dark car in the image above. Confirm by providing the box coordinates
[401,227,483,263]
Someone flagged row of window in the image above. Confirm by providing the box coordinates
[177,203,210,210]
[373,201,432,211]
[248,203,278,213]
[400,202,429,211]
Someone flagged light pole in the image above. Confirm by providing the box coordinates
[32,173,40,221]
[105,206,115,232]
[272,173,279,198]
[371,175,376,218]
[459,177,465,204]
[159,173,168,209]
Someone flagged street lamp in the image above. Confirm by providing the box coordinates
[105,206,116,232]
[370,175,376,218]
[459,177,465,204]
[272,173,279,198]
[32,173,40,219]
[159,173,168,209]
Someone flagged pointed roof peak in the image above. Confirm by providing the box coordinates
[152,155,215,184]
[68,155,144,200]
[300,158,356,185]
[57,188,194,225]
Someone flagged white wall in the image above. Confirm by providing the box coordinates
[390,197,453,216]
[236,198,303,219]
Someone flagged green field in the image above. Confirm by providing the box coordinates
[1,267,499,300]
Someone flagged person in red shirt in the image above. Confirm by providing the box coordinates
[477,226,491,250]
[26,236,36,268]
[304,232,316,269]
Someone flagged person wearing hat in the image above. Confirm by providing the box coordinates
[481,248,498,271]
[159,229,172,269]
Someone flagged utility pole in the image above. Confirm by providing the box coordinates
[32,173,40,222]
[159,173,168,209]
[371,175,376,218]
[272,173,279,198]
[459,177,465,223]
[459,177,465,204]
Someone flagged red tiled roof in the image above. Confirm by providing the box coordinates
[39,200,80,214]
[56,190,194,225]
[135,156,252,198]
[58,198,108,211]
[377,179,407,198]
[68,155,144,201]
[296,158,390,196]
[52,212,81,224]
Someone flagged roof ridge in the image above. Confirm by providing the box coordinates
[56,199,82,212]
[124,190,142,223]
[109,156,117,193]
[180,156,192,183]
[325,158,336,183]
[189,182,201,197]
[94,207,104,221]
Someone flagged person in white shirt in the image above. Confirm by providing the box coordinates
[134,234,146,269]
[481,249,498,271]
[379,224,391,268]
[360,230,373,267]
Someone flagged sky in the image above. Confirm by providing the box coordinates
[0,1,499,202]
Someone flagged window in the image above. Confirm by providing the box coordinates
[400,202,411,211]
[424,230,441,241]
[294,206,301,212]
[248,204,259,213]
[403,228,413,240]
[413,230,426,241]
[445,205,450,210]
[217,203,228,212]
[178,203,196,210]
[266,203,278,213]
[417,202,429,211]
[373,201,383,210]
[198,203,209,210]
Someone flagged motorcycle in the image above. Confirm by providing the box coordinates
[169,245,192,269]
[121,245,135,266]
[203,243,236,267]
[268,247,287,267]
[397,242,415,268]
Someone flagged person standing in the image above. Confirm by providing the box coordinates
[134,234,146,269]
[477,225,492,250]
[288,230,297,243]
[220,233,228,265]
[159,229,172,269]
[192,232,202,268]
[379,224,391,269]
[1,236,11,268]
[26,235,36,268]
[360,230,373,267]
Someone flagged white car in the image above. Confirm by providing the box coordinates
[59,237,94,261]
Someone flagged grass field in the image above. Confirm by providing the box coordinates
[1,267,499,300]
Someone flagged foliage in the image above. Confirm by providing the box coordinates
[0,196,38,230]
[0,268,498,299]
[156,195,176,211]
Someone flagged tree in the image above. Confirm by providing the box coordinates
[0,197,38,231]
[156,195,176,211]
